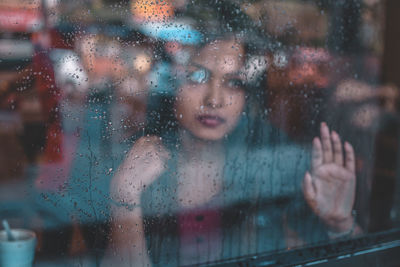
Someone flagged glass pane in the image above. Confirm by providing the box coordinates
[1,0,399,266]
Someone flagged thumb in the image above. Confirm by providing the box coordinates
[303,171,317,207]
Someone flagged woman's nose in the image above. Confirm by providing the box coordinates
[204,79,225,108]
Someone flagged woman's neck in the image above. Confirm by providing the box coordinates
[178,129,225,163]
[176,129,225,208]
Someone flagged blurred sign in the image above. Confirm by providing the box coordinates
[0,39,34,59]
[0,1,43,32]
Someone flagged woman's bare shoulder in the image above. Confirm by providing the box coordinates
[111,135,171,205]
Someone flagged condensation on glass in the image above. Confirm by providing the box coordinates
[0,0,398,266]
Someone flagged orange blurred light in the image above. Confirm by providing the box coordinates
[131,0,174,23]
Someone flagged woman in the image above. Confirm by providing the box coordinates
[103,1,360,266]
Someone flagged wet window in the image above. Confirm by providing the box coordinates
[1,0,400,266]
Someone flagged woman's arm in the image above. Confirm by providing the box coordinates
[102,205,151,267]
[101,136,170,266]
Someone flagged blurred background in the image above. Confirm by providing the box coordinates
[1,0,400,265]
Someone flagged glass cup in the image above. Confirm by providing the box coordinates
[0,229,37,267]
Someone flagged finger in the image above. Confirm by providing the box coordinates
[344,141,356,173]
[320,122,333,163]
[311,137,323,171]
[331,131,344,166]
[303,171,317,208]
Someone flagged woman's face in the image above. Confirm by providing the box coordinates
[175,39,246,141]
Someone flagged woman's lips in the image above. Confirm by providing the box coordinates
[197,115,225,128]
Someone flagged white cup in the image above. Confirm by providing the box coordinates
[0,229,37,267]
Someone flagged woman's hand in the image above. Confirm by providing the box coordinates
[303,122,356,234]
[111,135,170,205]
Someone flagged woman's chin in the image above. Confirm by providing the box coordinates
[190,130,228,142]
[179,123,233,143]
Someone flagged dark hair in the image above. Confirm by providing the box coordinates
[143,0,279,147]
[176,0,274,51]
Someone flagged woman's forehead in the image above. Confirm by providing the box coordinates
[197,39,243,56]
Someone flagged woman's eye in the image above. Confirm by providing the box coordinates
[188,69,209,84]
[227,79,245,89]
